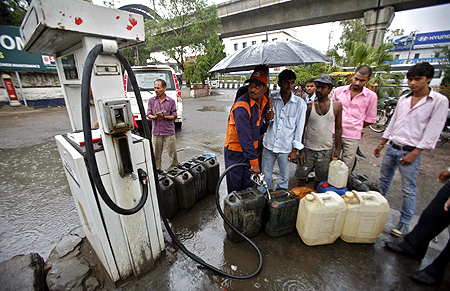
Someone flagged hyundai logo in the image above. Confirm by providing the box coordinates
[418,36,429,42]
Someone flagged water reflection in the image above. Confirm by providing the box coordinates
[0,141,79,262]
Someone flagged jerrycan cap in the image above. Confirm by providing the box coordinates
[344,192,354,198]
[229,194,236,202]
[182,173,189,180]
[163,178,170,186]
[305,194,315,201]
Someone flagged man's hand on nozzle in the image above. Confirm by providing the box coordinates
[250,164,261,175]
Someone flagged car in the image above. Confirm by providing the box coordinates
[124,65,183,133]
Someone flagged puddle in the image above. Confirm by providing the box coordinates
[0,141,79,262]
[197,106,228,112]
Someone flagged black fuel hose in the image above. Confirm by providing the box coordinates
[81,44,148,215]
[83,44,262,279]
[118,48,262,279]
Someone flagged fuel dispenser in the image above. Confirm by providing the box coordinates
[20,0,164,282]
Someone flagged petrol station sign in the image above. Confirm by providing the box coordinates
[0,25,56,72]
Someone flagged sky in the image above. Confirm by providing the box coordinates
[92,0,450,54]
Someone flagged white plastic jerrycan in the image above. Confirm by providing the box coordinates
[341,190,390,243]
[296,192,347,246]
[328,158,349,188]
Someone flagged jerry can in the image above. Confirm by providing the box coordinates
[317,181,348,196]
[291,186,316,201]
[166,167,196,211]
[224,187,265,243]
[178,160,207,201]
[157,173,178,219]
[328,158,349,188]
[296,192,347,246]
[192,155,219,195]
[341,191,390,243]
[264,189,299,237]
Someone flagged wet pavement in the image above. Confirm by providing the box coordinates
[1,89,450,290]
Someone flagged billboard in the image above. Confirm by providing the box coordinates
[0,25,57,72]
[415,30,450,46]
[391,30,450,51]
[392,57,449,65]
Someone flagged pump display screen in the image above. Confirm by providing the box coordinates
[61,54,79,80]
[128,70,175,92]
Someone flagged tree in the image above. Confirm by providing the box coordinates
[0,0,29,26]
[290,63,340,86]
[336,19,367,50]
[341,41,393,70]
[436,45,450,86]
[183,33,225,84]
[145,0,221,73]
[120,44,153,66]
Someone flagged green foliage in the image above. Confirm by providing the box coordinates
[0,0,28,26]
[289,63,340,86]
[183,33,225,84]
[120,44,153,66]
[336,19,367,49]
[145,0,221,73]
[342,41,394,71]
[436,45,450,86]
[370,71,404,98]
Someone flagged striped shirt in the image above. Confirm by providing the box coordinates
[263,92,307,153]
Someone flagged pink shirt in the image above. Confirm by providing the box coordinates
[383,89,449,150]
[332,85,378,139]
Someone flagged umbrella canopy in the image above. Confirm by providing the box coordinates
[209,40,330,73]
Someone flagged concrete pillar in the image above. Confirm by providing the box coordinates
[364,6,395,48]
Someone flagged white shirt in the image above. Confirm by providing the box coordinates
[383,89,448,150]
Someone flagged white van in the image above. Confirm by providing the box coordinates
[124,65,183,130]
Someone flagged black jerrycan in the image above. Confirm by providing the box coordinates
[223,187,265,243]
[264,189,299,237]
[157,173,178,219]
[178,160,207,201]
[192,155,219,195]
[166,168,196,211]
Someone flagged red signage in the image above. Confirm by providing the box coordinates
[4,79,18,100]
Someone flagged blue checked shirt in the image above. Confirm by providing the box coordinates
[263,92,307,153]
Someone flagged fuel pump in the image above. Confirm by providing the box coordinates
[20,0,163,282]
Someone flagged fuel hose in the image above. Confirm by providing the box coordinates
[83,43,262,279]
[118,49,263,280]
[81,44,148,215]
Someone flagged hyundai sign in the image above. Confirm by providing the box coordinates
[391,30,450,51]
[415,30,450,46]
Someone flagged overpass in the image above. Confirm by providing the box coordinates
[217,0,450,47]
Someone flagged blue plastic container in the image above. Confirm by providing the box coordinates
[317,181,347,196]
[203,153,217,160]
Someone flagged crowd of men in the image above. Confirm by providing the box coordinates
[222,62,449,286]
[144,62,449,286]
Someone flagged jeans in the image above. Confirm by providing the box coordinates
[260,147,291,192]
[379,144,422,225]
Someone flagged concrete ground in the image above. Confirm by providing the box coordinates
[1,89,449,290]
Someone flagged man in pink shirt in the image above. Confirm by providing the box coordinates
[332,65,378,169]
[147,79,178,172]
[374,62,449,237]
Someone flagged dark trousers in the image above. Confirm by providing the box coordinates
[400,181,450,280]
[224,147,254,194]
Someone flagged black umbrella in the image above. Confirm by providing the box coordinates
[209,40,330,73]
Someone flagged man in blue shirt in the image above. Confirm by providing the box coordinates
[261,69,306,191]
